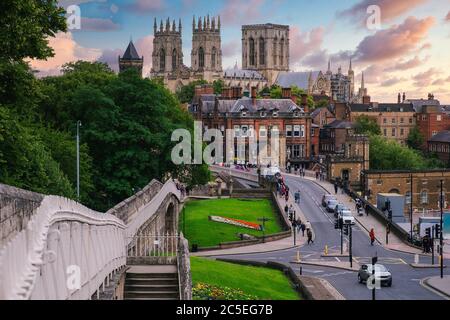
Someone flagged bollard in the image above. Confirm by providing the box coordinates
[299,266,303,275]
[296,250,301,262]
[324,245,328,255]
[414,254,419,265]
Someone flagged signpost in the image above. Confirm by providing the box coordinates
[258,217,270,243]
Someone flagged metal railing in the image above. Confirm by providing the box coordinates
[127,233,179,257]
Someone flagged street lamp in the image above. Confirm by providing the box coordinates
[439,179,444,278]
[76,120,82,201]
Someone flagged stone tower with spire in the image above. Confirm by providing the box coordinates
[191,15,223,81]
[348,58,354,100]
[151,17,183,75]
[119,39,144,76]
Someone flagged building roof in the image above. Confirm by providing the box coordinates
[429,131,450,143]
[275,71,320,89]
[349,103,414,113]
[326,119,354,129]
[406,99,440,113]
[223,68,266,80]
[122,41,141,60]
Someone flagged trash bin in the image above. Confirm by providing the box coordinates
[192,244,198,252]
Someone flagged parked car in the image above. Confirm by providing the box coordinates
[322,194,337,207]
[263,166,281,177]
[358,264,392,287]
[338,209,355,225]
[334,203,347,217]
[326,199,339,212]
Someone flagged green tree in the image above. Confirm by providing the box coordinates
[406,126,424,150]
[314,99,329,111]
[176,79,208,104]
[354,115,381,136]
[213,79,225,95]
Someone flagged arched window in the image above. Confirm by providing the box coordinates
[172,49,177,71]
[159,48,165,71]
[211,47,217,69]
[280,38,285,66]
[273,37,278,66]
[259,37,265,65]
[199,47,205,69]
[420,190,428,204]
[249,38,255,66]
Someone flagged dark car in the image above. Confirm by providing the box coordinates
[326,199,339,212]
[358,264,392,287]
[322,194,337,207]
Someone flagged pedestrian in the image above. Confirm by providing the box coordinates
[302,169,305,177]
[307,229,313,244]
[334,183,338,194]
[301,223,306,236]
[296,219,302,233]
[284,204,289,216]
[288,205,294,221]
[292,219,297,230]
[369,228,375,246]
[365,203,369,217]
[285,191,289,202]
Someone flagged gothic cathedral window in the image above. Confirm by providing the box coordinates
[160,48,165,71]
[211,47,216,69]
[259,37,265,65]
[249,38,255,66]
[273,38,277,66]
[172,49,177,71]
[199,47,205,69]
[280,38,284,66]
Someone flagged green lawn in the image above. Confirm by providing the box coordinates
[190,257,300,300]
[181,198,283,247]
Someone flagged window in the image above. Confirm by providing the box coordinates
[409,118,413,124]
[383,128,387,136]
[241,125,248,137]
[260,111,267,117]
[211,47,216,69]
[286,125,292,137]
[400,128,404,136]
[293,145,300,158]
[432,130,437,136]
[234,125,240,137]
[259,37,265,65]
[422,115,427,121]
[172,49,177,70]
[198,47,205,68]
[392,118,396,124]
[420,190,428,204]
[159,48,165,71]
[241,111,247,117]
[293,111,299,117]
[272,111,278,117]
[437,115,442,121]
[294,125,300,137]
[383,118,387,124]
[405,192,411,204]
[259,125,267,137]
[300,125,305,137]
[280,38,284,66]
[273,38,277,66]
[391,128,396,137]
[249,38,255,66]
[400,118,404,124]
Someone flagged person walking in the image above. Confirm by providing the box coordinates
[369,228,375,246]
[334,183,338,194]
[285,191,289,202]
[288,205,294,221]
[301,223,306,236]
[284,204,289,216]
[307,229,313,244]
[296,219,302,233]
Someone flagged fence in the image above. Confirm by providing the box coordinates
[127,233,179,258]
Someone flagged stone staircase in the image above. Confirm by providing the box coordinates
[124,265,179,300]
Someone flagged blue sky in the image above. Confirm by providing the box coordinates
[33,0,450,103]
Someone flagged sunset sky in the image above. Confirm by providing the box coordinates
[31,0,450,103]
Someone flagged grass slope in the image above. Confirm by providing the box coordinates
[181,198,283,247]
[191,257,300,300]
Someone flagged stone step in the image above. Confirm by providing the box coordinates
[124,297,179,300]
[126,272,177,279]
[125,284,179,292]
[124,291,179,299]
[125,278,178,285]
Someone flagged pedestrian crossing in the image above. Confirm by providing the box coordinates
[353,257,407,265]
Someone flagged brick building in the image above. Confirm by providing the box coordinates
[416,105,450,150]
[428,131,450,165]
[319,120,354,155]
[364,169,450,212]
[190,85,312,168]
[311,107,336,128]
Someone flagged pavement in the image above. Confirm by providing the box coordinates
[423,275,450,299]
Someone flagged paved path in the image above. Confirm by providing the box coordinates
[424,275,450,298]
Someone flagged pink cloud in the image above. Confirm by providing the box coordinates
[354,16,435,63]
[75,17,120,32]
[290,26,325,64]
[384,55,429,72]
[29,32,102,76]
[220,0,264,25]
[446,11,450,22]
[380,77,406,87]
[340,0,429,25]
[124,0,165,13]
[412,68,439,87]
[222,40,240,58]
[135,35,154,76]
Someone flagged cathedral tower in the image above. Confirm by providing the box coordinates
[151,17,183,75]
[241,23,289,85]
[119,40,144,76]
[191,15,223,82]
[348,58,354,100]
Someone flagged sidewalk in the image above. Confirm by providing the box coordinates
[423,276,450,299]
[192,189,311,257]
[285,171,427,256]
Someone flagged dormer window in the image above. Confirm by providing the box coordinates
[260,111,267,117]
[272,111,278,117]
[293,111,299,117]
[241,111,247,117]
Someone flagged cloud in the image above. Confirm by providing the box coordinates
[354,16,435,63]
[384,55,428,72]
[446,11,450,22]
[359,64,385,84]
[74,17,120,32]
[380,77,406,87]
[57,0,106,7]
[97,48,123,72]
[124,0,165,14]
[412,68,439,87]
[135,35,154,76]
[29,32,102,76]
[340,0,429,25]
[432,76,450,86]
[222,40,240,58]
[220,0,265,25]
[290,26,325,64]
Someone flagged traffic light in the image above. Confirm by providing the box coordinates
[334,221,339,229]
[343,224,349,236]
[425,227,431,238]
[339,217,343,230]
[435,225,441,238]
[388,209,392,221]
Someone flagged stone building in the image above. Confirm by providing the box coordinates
[428,131,450,165]
[222,65,269,91]
[311,107,336,129]
[241,23,290,85]
[363,169,450,212]
[189,85,312,168]
[118,40,144,76]
[319,120,355,155]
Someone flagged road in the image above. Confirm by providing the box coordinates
[213,175,450,300]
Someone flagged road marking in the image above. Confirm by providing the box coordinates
[335,257,341,262]
[354,257,407,265]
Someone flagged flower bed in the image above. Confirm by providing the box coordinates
[192,283,257,300]
[209,215,262,230]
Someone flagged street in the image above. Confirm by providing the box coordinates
[214,175,450,300]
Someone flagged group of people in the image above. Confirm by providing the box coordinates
[276,175,290,202]
[283,203,313,244]
[422,234,433,253]
[315,170,326,181]
[175,181,187,198]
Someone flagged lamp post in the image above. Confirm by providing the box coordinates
[410,173,413,242]
[76,120,82,201]
[439,179,444,278]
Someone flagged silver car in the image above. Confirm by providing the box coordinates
[326,199,339,212]
[358,264,392,287]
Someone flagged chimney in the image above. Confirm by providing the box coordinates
[232,86,242,99]
[300,93,309,113]
[397,93,401,104]
[363,95,371,104]
[251,86,257,106]
[282,87,292,100]
[402,92,406,102]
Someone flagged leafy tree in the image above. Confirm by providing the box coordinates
[212,79,225,95]
[176,79,208,104]
[354,115,381,136]
[314,99,330,111]
[406,126,424,150]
